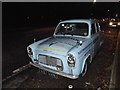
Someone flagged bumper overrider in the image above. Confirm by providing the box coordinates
[30,62,79,79]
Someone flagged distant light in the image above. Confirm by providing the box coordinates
[111,18,115,21]
[115,14,118,17]
[109,22,113,26]
[106,18,108,20]
[70,25,72,27]
[93,0,96,2]
[102,19,105,21]
[118,22,120,25]
[108,31,111,33]
[107,9,110,12]
[67,26,70,29]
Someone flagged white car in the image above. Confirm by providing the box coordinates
[27,19,103,79]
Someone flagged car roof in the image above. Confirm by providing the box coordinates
[60,19,99,24]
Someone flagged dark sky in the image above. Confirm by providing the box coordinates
[2,2,120,28]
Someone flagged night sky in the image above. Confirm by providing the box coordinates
[2,2,120,29]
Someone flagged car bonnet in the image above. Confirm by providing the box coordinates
[37,36,84,56]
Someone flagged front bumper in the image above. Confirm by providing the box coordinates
[30,62,78,79]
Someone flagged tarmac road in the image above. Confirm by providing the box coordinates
[2,27,54,78]
[2,26,119,89]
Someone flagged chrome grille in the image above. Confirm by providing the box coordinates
[38,54,62,67]
[46,56,57,66]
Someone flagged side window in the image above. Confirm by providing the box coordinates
[91,23,96,35]
[98,23,101,31]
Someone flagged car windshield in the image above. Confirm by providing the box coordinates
[55,23,89,36]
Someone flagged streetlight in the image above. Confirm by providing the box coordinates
[93,0,96,5]
[93,0,96,3]
[115,14,118,17]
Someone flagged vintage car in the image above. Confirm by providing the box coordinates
[27,19,103,79]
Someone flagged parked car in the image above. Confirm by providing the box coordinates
[108,19,120,28]
[27,19,103,79]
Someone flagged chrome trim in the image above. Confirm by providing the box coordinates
[38,54,62,67]
[30,62,78,79]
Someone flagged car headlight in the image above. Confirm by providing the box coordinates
[118,22,120,25]
[67,54,76,67]
[109,22,113,26]
[27,47,33,57]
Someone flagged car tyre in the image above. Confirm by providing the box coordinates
[81,61,88,77]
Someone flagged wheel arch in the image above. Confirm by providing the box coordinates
[80,54,91,74]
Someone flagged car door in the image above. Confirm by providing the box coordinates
[91,23,99,56]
